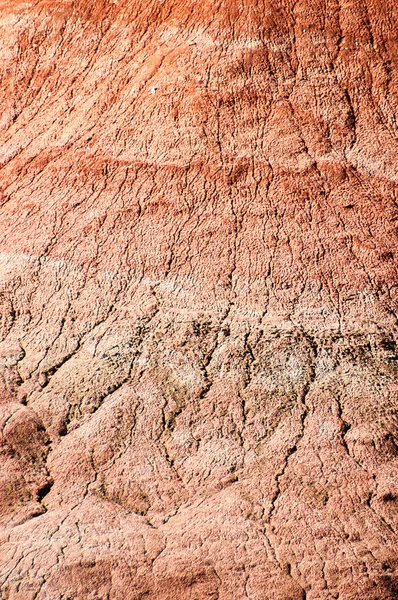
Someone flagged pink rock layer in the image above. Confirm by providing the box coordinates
[0,0,398,598]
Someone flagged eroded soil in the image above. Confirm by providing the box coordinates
[1,0,398,598]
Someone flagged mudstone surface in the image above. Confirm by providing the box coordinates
[0,0,398,598]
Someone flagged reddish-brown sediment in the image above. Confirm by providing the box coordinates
[1,0,398,598]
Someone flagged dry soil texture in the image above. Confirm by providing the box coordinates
[1,0,398,598]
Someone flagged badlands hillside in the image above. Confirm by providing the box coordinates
[0,0,398,598]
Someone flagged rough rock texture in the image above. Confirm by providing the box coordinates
[1,0,398,598]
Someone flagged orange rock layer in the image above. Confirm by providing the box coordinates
[0,0,398,598]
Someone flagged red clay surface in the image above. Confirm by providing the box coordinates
[0,0,398,598]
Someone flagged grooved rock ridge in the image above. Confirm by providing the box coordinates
[0,0,398,598]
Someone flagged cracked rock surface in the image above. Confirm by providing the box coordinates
[1,0,398,598]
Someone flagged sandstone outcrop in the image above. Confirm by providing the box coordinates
[1,0,398,598]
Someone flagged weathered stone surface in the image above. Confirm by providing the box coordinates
[0,0,398,598]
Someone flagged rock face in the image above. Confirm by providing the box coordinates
[0,0,398,598]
